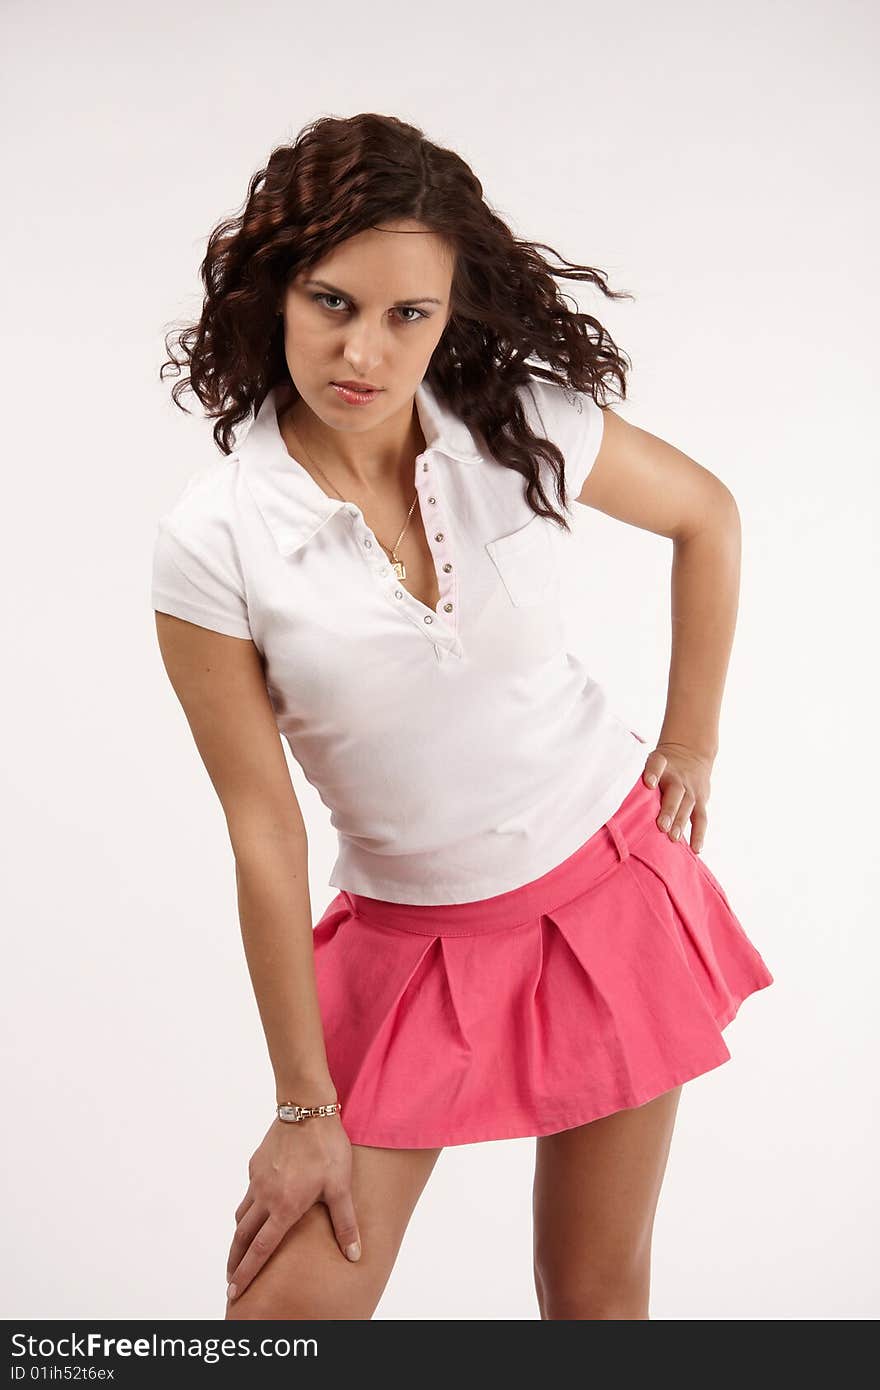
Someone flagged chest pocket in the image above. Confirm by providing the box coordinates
[485,514,558,608]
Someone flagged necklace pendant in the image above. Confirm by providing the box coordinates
[392,558,406,580]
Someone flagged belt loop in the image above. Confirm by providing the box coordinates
[605,814,630,863]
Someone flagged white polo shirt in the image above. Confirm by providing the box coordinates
[151,375,648,905]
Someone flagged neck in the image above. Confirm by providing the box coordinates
[279,392,426,493]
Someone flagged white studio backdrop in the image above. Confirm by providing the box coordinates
[2,0,877,1321]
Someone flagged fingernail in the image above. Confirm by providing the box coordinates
[226,1283,237,1301]
[670,825,680,840]
[659,815,670,830]
[646,774,657,786]
[345,1241,361,1261]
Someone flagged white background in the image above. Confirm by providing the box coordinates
[3,0,877,1321]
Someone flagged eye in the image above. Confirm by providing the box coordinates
[312,292,348,313]
[393,306,428,324]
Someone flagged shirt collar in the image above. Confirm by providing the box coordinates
[237,379,482,558]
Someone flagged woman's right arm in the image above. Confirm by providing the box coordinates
[153,611,363,1299]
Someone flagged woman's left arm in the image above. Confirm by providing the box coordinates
[575,407,742,855]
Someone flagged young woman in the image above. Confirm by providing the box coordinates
[152,112,774,1321]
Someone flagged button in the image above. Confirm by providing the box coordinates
[434,532,444,542]
[364,538,372,548]
[427,496,436,504]
[424,615,433,624]
[422,461,428,471]
[443,602,453,612]
[394,589,404,599]
[442,562,452,572]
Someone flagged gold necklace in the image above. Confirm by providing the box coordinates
[287,421,419,581]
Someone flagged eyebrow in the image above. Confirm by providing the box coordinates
[303,278,443,307]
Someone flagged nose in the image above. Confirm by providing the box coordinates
[341,318,385,375]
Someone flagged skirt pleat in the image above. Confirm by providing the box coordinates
[311,776,774,1148]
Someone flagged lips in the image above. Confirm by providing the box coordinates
[331,382,383,405]
[333,380,382,391]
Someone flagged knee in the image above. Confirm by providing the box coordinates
[540,1290,649,1320]
[223,1200,385,1320]
[534,1254,650,1321]
[224,1237,384,1321]
[226,1295,372,1321]
[224,1275,376,1321]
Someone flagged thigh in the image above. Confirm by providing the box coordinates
[225,1142,442,1320]
[532,1086,683,1317]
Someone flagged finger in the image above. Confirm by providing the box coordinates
[668,792,695,843]
[226,1202,266,1283]
[643,752,667,789]
[656,780,685,834]
[234,1184,255,1224]
[325,1190,362,1262]
[227,1208,304,1302]
[688,804,709,854]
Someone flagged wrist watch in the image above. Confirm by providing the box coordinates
[276,1100,342,1123]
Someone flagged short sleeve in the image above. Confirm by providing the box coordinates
[523,376,606,506]
[151,519,253,640]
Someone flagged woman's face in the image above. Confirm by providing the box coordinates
[280,219,455,434]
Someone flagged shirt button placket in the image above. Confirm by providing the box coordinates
[421,453,459,647]
[373,453,460,655]
[430,526,457,636]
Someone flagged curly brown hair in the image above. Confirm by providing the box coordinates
[160,112,634,531]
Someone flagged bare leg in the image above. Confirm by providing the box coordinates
[225,1142,442,1320]
[532,1086,683,1319]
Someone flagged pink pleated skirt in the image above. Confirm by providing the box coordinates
[311,774,774,1149]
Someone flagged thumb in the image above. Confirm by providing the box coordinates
[327,1192,361,1262]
